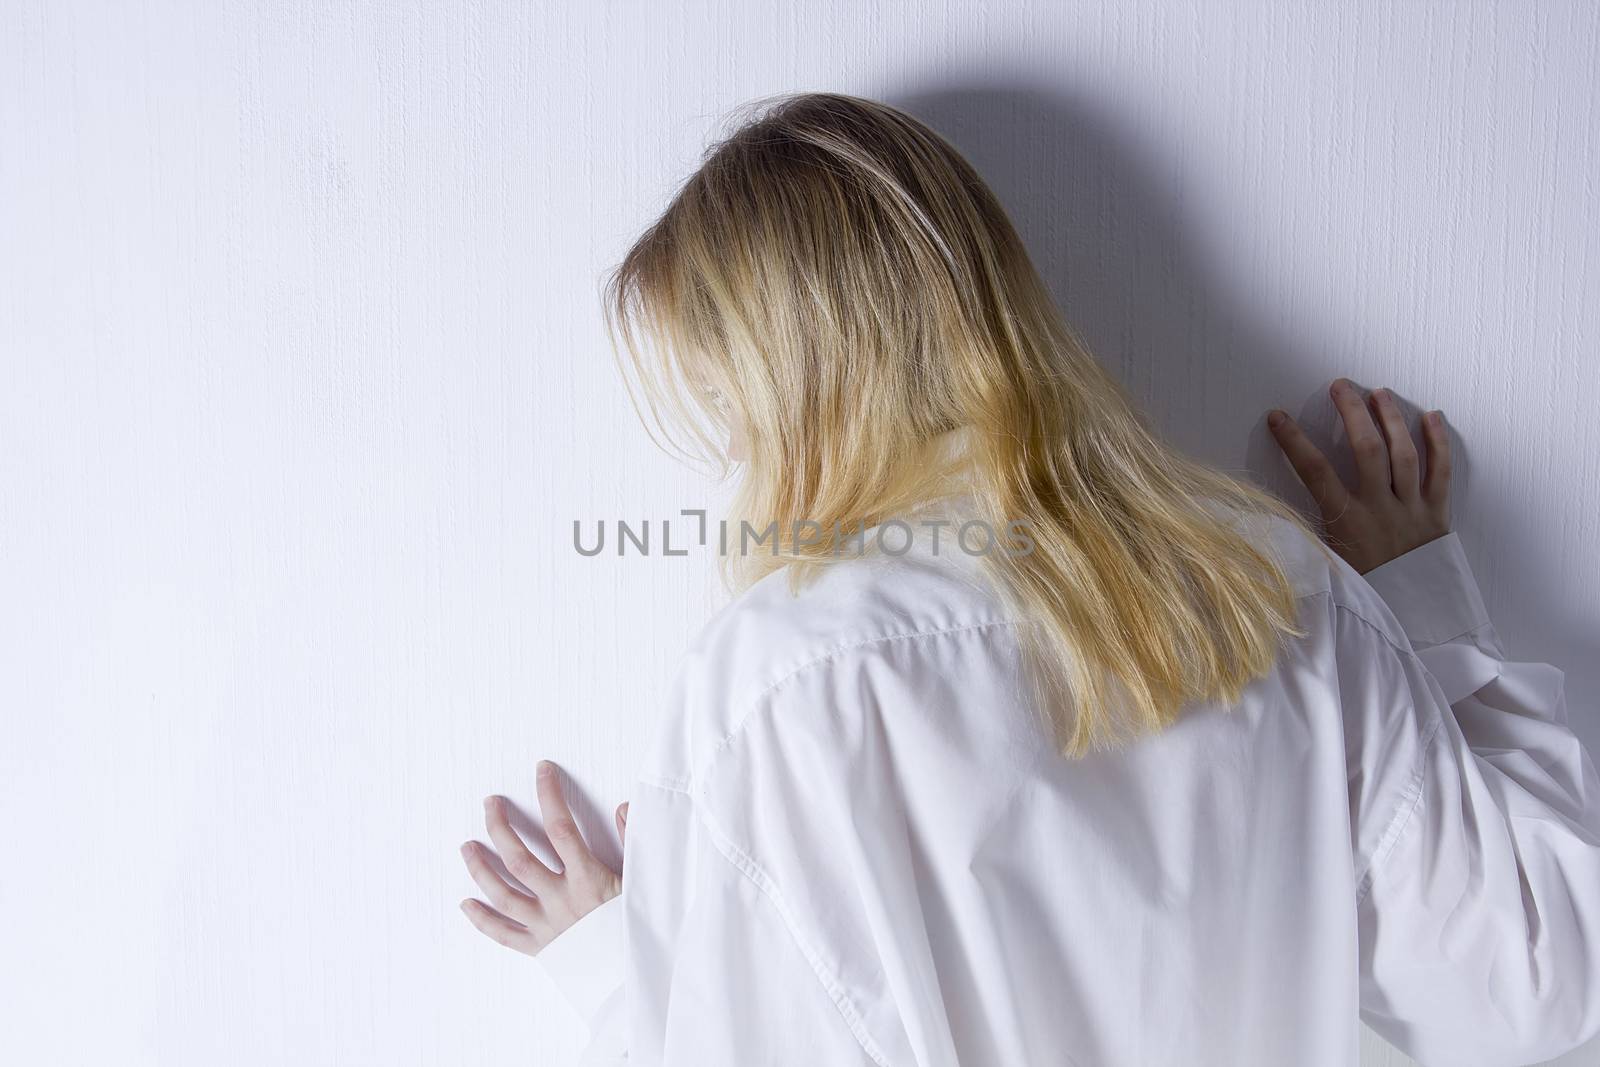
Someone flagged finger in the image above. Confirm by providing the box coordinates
[1267,410,1351,518]
[484,795,557,894]
[1368,388,1420,500]
[616,802,629,849]
[460,841,540,923]
[1421,409,1452,517]
[1330,379,1389,496]
[537,761,601,879]
[459,898,537,955]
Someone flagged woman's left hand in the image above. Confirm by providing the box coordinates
[458,759,628,956]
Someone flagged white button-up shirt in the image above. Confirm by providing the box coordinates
[536,498,1600,1066]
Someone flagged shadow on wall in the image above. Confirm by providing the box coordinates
[887,81,1599,757]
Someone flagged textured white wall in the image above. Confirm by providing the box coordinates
[3,2,1596,1064]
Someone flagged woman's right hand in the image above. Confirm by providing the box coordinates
[1266,378,1452,574]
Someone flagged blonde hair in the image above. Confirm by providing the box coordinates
[603,91,1321,755]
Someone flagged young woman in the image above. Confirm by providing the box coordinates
[457,93,1600,1066]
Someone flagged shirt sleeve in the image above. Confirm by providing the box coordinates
[532,895,628,1065]
[1346,532,1600,1064]
[621,781,882,1066]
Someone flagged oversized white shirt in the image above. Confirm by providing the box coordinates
[535,497,1600,1066]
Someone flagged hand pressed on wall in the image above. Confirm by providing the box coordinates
[458,760,628,955]
[1267,378,1452,574]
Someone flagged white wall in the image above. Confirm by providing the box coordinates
[3,2,1596,1064]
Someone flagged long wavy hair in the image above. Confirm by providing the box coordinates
[603,91,1321,755]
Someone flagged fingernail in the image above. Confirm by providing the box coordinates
[619,804,629,826]
[1267,410,1286,429]
[459,841,474,857]
[537,760,554,778]
[1427,410,1444,427]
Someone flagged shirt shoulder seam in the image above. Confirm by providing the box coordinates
[691,585,1393,786]
[692,616,1019,785]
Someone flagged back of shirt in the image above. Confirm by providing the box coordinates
[546,498,1600,1067]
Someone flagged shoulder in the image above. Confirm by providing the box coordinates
[1210,500,1412,649]
[638,498,1415,786]
[639,535,1017,787]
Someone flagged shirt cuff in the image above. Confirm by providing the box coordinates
[534,894,624,1028]
[1361,531,1490,650]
